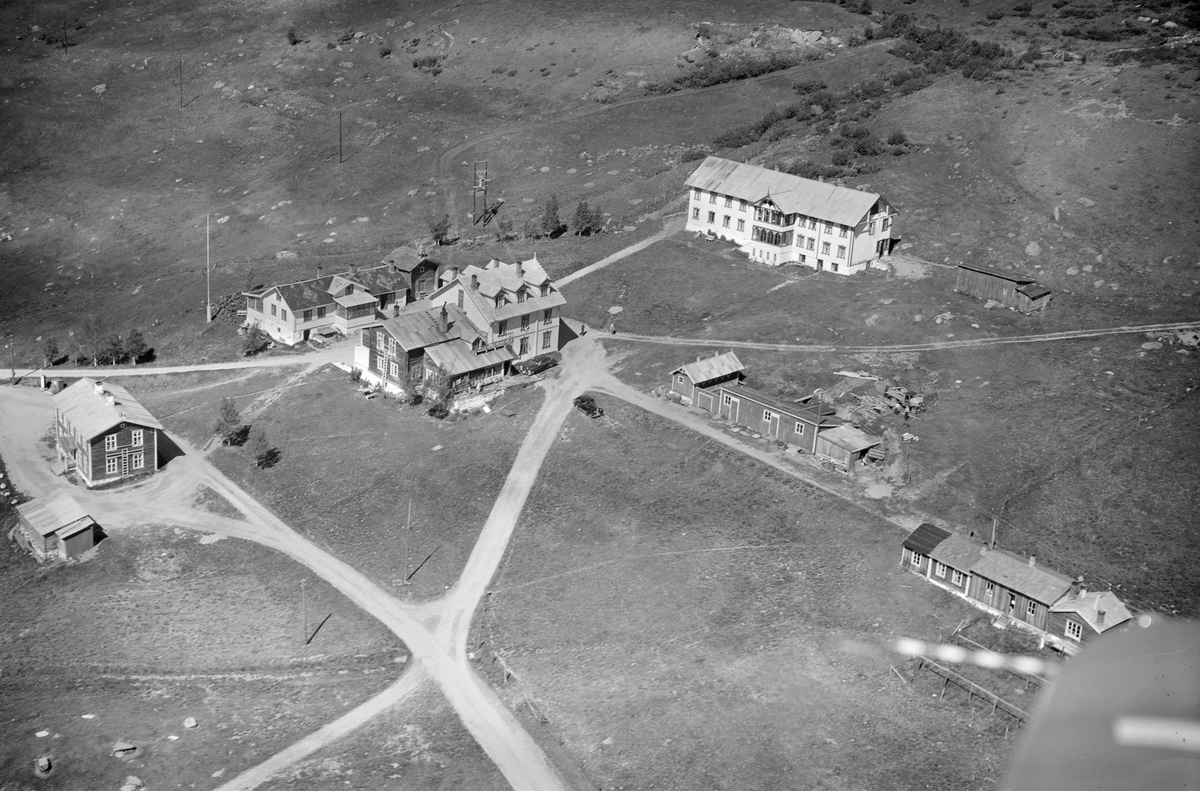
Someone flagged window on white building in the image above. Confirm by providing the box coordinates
[281,309,287,321]
[868,221,876,235]
[317,306,326,319]
[521,314,530,330]
[808,218,817,230]
[303,309,312,322]
[722,216,730,228]
[693,208,700,220]
[806,237,815,251]
[724,196,733,208]
[736,219,745,232]
[825,222,834,233]
[519,336,529,356]
[542,330,552,350]
[709,193,717,204]
[739,200,747,212]
[882,217,890,231]
[271,304,277,317]
[707,211,715,223]
[498,321,508,336]
[822,242,831,255]
[693,188,702,200]
[839,226,848,238]
[837,245,846,258]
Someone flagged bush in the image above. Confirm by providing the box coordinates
[287,28,302,46]
[379,44,392,58]
[1013,2,1033,17]
[854,136,883,156]
[841,123,871,139]
[427,402,450,419]
[242,325,270,356]
[349,368,362,383]
[429,214,452,245]
[680,146,709,162]
[962,57,996,80]
[832,150,854,167]
[792,79,828,95]
[412,54,444,74]
[887,129,908,145]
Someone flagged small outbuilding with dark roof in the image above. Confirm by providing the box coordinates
[901,523,951,577]
[14,493,99,560]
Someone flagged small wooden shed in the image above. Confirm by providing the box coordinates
[669,352,745,406]
[813,424,883,473]
[955,264,1052,313]
[15,493,98,561]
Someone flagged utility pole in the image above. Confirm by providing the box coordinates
[179,57,184,110]
[401,498,412,585]
[300,579,307,644]
[338,111,343,164]
[6,332,14,385]
[206,214,213,322]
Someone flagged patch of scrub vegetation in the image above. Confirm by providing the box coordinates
[880,12,1014,81]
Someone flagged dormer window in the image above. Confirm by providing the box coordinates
[540,283,550,297]
[495,294,505,309]
[517,288,527,304]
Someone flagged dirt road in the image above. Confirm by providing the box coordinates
[556,215,686,288]
[598,321,1200,353]
[9,343,352,381]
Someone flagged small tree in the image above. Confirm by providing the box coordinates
[571,200,594,236]
[100,333,125,365]
[493,215,514,242]
[429,214,452,245]
[590,205,606,233]
[248,427,270,465]
[214,397,245,445]
[124,328,148,364]
[81,315,105,366]
[540,194,563,238]
[424,367,452,418]
[41,336,59,368]
[243,325,270,356]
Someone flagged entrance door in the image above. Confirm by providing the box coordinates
[723,396,739,420]
[817,259,824,271]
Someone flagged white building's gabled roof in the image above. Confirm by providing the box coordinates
[53,378,163,441]
[685,156,882,227]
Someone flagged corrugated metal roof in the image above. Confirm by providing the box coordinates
[424,340,514,377]
[673,352,745,385]
[957,263,1037,284]
[902,523,951,555]
[970,548,1074,605]
[16,493,92,537]
[816,424,881,452]
[684,156,881,227]
[929,532,985,571]
[1051,590,1133,634]
[53,378,163,441]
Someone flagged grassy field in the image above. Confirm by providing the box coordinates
[203,364,545,598]
[0,522,402,789]
[482,399,1030,790]
[600,328,1200,616]
[258,680,510,791]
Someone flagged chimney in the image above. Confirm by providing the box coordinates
[470,274,479,290]
[1028,555,1036,567]
[438,304,449,333]
[105,393,115,406]
[1097,608,1106,625]
[517,261,525,278]
[1080,587,1087,597]
[94,381,105,395]
[451,266,459,280]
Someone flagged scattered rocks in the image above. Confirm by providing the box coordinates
[121,776,144,791]
[1025,241,1041,257]
[1093,279,1105,289]
[275,250,298,259]
[339,61,353,68]
[34,756,52,777]
[1077,197,1095,207]
[1141,342,1163,350]
[1066,266,1079,276]
[540,166,549,172]
[92,84,106,94]
[183,716,198,729]
[111,741,138,758]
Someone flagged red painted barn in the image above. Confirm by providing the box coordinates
[710,382,838,453]
[53,378,163,488]
[668,352,745,410]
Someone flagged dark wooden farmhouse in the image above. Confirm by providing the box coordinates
[54,378,163,488]
[955,264,1052,313]
[1048,588,1133,654]
[14,493,98,560]
[901,523,977,596]
[668,352,745,408]
[966,548,1074,632]
[709,383,840,454]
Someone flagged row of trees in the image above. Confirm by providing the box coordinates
[427,195,607,246]
[41,319,150,368]
[214,397,279,468]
